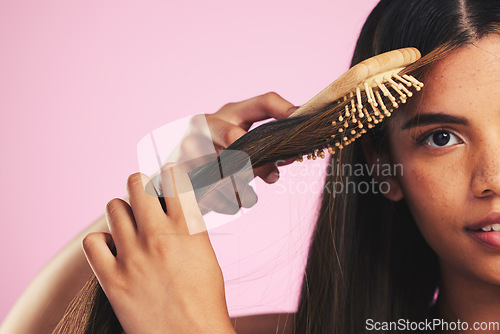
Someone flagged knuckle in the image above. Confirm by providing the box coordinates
[212,102,235,116]
[219,102,235,112]
[145,233,170,254]
[260,91,291,118]
[223,126,242,146]
[264,91,279,98]
[101,267,126,293]
[123,252,144,272]
[261,91,281,105]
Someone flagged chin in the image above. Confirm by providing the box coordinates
[477,263,500,287]
[458,258,500,287]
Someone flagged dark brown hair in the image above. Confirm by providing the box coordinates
[53,0,500,333]
[293,0,500,333]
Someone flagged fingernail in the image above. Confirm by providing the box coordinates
[276,157,295,166]
[266,170,280,183]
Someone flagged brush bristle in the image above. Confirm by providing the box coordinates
[296,70,424,162]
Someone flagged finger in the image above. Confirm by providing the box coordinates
[208,113,288,183]
[215,92,297,130]
[227,169,259,207]
[255,157,297,183]
[82,232,118,284]
[163,162,240,216]
[201,175,258,214]
[197,176,243,215]
[198,193,237,215]
[126,172,166,233]
[207,116,247,150]
[162,164,207,235]
[104,198,137,255]
[254,164,280,184]
[160,162,183,220]
[236,183,258,208]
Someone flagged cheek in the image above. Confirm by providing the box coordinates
[397,155,467,254]
[400,163,450,225]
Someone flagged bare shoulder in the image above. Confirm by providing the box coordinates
[230,312,296,334]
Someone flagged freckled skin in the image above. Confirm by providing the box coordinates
[381,34,500,323]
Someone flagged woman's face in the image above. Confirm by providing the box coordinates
[386,33,500,285]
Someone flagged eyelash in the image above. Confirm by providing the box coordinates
[414,127,463,148]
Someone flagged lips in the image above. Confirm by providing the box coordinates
[468,212,500,231]
[467,212,500,250]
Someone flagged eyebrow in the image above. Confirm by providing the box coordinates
[401,112,469,130]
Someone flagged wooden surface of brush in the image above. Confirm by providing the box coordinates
[289,47,424,161]
[170,48,426,208]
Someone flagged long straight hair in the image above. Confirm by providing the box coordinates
[53,0,500,333]
[293,0,500,333]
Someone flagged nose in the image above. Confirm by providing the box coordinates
[470,136,500,198]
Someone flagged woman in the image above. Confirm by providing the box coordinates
[290,1,500,333]
[2,0,500,333]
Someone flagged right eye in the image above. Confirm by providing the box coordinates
[417,128,463,148]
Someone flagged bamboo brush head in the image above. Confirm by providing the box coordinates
[289,47,424,161]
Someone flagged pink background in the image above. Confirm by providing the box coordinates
[0,0,378,322]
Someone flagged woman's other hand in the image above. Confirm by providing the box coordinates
[206,91,298,181]
[173,92,299,215]
[82,167,236,334]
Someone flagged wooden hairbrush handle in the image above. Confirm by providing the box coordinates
[288,47,421,118]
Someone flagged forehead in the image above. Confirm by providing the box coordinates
[389,33,500,128]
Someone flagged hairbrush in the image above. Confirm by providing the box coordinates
[152,48,425,216]
[289,47,424,161]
